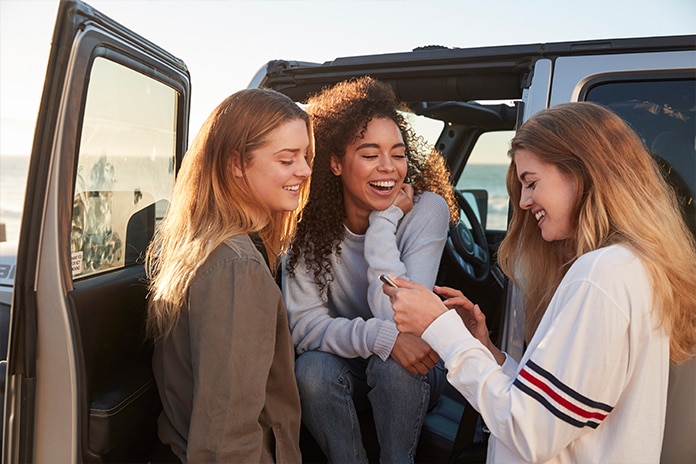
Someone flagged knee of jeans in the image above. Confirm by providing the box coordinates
[367,355,419,381]
[295,351,350,398]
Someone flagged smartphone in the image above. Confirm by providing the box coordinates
[379,274,398,288]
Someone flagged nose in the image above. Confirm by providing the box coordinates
[519,187,533,210]
[377,154,396,172]
[296,156,311,179]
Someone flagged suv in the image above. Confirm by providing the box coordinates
[1,1,693,462]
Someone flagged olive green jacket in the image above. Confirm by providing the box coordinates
[153,234,301,463]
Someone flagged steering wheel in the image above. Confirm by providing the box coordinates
[444,190,490,283]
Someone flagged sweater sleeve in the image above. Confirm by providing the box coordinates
[185,253,281,462]
[364,192,450,321]
[423,277,632,462]
[282,257,398,361]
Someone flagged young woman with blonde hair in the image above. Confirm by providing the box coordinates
[385,101,696,463]
[145,88,313,463]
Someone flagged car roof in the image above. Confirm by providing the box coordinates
[255,34,696,105]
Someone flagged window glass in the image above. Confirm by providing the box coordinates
[586,78,695,236]
[71,57,177,278]
[456,131,513,230]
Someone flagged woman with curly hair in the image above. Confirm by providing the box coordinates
[146,88,312,463]
[283,76,458,463]
[386,102,696,463]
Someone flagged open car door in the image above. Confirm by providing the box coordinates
[3,1,190,462]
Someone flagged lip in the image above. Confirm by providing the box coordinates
[533,209,546,226]
[283,184,301,194]
[368,179,398,196]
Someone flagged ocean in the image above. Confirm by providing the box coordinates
[0,154,509,246]
[0,155,30,244]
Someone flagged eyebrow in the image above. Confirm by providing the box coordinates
[355,142,406,151]
[518,171,534,182]
[273,147,304,156]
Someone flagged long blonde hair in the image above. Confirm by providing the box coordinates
[145,89,313,340]
[498,102,696,363]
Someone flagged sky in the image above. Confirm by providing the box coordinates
[1,0,695,157]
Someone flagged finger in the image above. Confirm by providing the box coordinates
[414,361,429,376]
[392,276,420,289]
[402,183,414,198]
[442,296,473,308]
[426,350,440,365]
[433,285,464,298]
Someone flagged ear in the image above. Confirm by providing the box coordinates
[228,151,244,178]
[330,155,342,176]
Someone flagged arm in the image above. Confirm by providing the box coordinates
[364,191,450,321]
[282,255,399,361]
[185,252,279,462]
[366,192,450,371]
[395,278,633,462]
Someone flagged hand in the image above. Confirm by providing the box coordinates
[434,285,505,365]
[382,276,448,336]
[393,183,414,215]
[390,332,440,375]
[434,286,487,343]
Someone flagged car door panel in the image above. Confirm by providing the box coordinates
[5,1,190,462]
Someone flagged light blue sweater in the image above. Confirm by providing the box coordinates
[282,191,450,361]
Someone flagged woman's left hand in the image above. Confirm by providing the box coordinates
[383,276,448,336]
[393,183,414,215]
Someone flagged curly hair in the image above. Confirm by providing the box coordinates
[286,76,457,297]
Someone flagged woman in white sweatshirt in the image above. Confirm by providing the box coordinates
[385,102,696,463]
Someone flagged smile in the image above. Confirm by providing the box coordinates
[368,180,396,191]
[535,210,546,221]
[283,185,300,192]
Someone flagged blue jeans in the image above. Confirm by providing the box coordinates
[295,351,445,464]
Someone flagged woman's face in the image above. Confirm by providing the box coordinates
[331,117,408,232]
[515,148,578,242]
[241,118,311,213]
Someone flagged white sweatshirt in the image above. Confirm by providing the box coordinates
[423,245,669,463]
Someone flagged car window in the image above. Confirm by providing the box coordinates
[71,57,177,278]
[586,77,696,237]
[455,130,513,231]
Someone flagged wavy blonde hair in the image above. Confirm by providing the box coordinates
[145,89,313,340]
[498,102,696,363]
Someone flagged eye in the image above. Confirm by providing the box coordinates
[392,153,407,159]
[525,181,537,189]
[280,160,293,166]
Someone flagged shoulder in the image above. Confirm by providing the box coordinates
[568,245,646,283]
[560,245,651,313]
[413,191,448,211]
[402,191,450,228]
[194,234,267,282]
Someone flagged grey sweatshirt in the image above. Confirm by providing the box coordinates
[282,191,450,361]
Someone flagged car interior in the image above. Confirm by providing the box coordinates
[2,2,693,461]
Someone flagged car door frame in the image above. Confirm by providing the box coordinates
[3,1,190,462]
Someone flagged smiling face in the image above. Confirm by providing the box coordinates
[515,148,578,242]
[330,117,408,233]
[239,118,311,213]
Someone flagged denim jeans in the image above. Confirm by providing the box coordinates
[295,351,445,464]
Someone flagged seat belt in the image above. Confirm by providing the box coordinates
[448,398,484,463]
